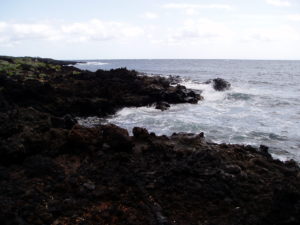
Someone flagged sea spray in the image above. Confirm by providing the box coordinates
[76,59,300,162]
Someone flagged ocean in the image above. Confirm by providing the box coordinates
[75,59,300,162]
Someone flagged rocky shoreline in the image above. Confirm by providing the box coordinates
[0,56,300,225]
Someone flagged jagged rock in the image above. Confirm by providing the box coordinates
[155,101,170,111]
[213,78,231,91]
[102,124,132,152]
[205,78,231,91]
[68,124,102,148]
[259,144,272,157]
[166,75,182,85]
[1,124,300,225]
[0,56,299,225]
[23,155,64,177]
[0,63,202,117]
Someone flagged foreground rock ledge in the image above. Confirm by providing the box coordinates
[0,57,300,225]
[0,110,299,225]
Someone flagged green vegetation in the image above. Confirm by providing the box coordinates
[0,60,21,76]
[48,64,61,71]
[0,56,77,81]
[72,71,81,75]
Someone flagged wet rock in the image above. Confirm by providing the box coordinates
[184,96,198,103]
[167,75,182,85]
[205,78,231,91]
[155,101,170,111]
[259,145,272,157]
[197,132,204,138]
[213,78,231,91]
[162,85,202,104]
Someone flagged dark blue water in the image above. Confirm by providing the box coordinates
[75,59,300,162]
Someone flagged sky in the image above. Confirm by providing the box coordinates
[0,0,300,59]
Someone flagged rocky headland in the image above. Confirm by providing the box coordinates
[0,56,299,225]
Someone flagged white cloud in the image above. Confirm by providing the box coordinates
[162,3,232,16]
[12,23,60,41]
[142,12,159,19]
[265,0,291,7]
[0,22,7,32]
[61,19,143,42]
[0,19,144,46]
[287,14,300,21]
[0,36,13,47]
[163,3,232,10]
[162,19,234,45]
[150,17,300,47]
[242,26,300,42]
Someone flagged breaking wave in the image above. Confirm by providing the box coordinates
[76,59,300,162]
[76,61,109,66]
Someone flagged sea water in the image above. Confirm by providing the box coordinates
[75,59,300,162]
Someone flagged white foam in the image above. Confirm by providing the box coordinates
[116,106,160,116]
[180,80,227,102]
[77,116,104,127]
[75,66,300,162]
[76,61,109,66]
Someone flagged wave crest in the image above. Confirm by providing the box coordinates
[76,61,109,66]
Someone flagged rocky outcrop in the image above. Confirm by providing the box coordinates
[0,116,299,225]
[0,56,299,225]
[0,59,202,117]
[155,101,170,111]
[205,78,231,91]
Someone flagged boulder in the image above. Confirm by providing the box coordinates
[205,78,231,91]
[133,127,149,139]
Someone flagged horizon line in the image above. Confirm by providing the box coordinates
[68,58,300,61]
[2,55,300,61]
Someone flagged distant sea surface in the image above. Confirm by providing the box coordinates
[75,59,300,162]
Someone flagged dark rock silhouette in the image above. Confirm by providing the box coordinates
[205,78,231,91]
